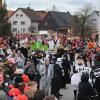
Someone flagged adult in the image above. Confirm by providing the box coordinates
[15,50,25,68]
[95,76,100,100]
[51,58,63,98]
[61,55,71,88]
[39,58,53,95]
[48,39,55,51]
[77,73,94,100]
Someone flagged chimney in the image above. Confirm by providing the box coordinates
[0,0,2,8]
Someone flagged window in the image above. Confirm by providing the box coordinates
[91,18,96,21]
[23,28,26,32]
[20,14,23,18]
[16,14,19,17]
[21,28,23,32]
[45,22,48,26]
[21,21,26,25]
[13,21,17,25]
[12,28,17,32]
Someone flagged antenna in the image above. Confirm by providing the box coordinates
[52,4,57,11]
[28,0,31,8]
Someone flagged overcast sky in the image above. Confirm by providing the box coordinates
[6,0,100,14]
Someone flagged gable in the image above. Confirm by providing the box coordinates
[89,11,99,19]
[20,8,39,22]
[9,9,31,21]
[88,11,99,23]
[39,13,59,30]
[9,8,40,22]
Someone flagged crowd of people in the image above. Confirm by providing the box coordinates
[0,33,100,100]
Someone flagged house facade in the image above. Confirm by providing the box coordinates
[85,11,100,41]
[98,11,100,45]
[9,8,40,34]
[86,11,99,32]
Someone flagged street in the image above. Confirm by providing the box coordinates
[61,84,74,100]
[0,0,100,100]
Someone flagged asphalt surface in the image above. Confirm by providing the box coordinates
[60,84,74,100]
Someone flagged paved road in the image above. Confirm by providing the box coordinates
[60,84,74,100]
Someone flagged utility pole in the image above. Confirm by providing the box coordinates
[52,4,56,11]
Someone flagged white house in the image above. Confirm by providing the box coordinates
[98,11,100,45]
[85,11,100,42]
[9,7,40,35]
[86,11,99,31]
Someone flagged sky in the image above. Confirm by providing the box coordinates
[6,0,100,14]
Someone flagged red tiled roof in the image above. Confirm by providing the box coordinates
[20,8,40,22]
[35,11,48,21]
[6,10,14,17]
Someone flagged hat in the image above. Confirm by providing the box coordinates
[57,58,62,62]
[17,94,28,100]
[22,74,29,83]
[15,69,24,74]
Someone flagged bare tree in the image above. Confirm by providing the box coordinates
[0,1,12,36]
[75,3,93,35]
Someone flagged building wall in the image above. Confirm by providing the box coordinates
[9,9,31,34]
[87,11,99,29]
[31,22,39,33]
[98,11,100,45]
